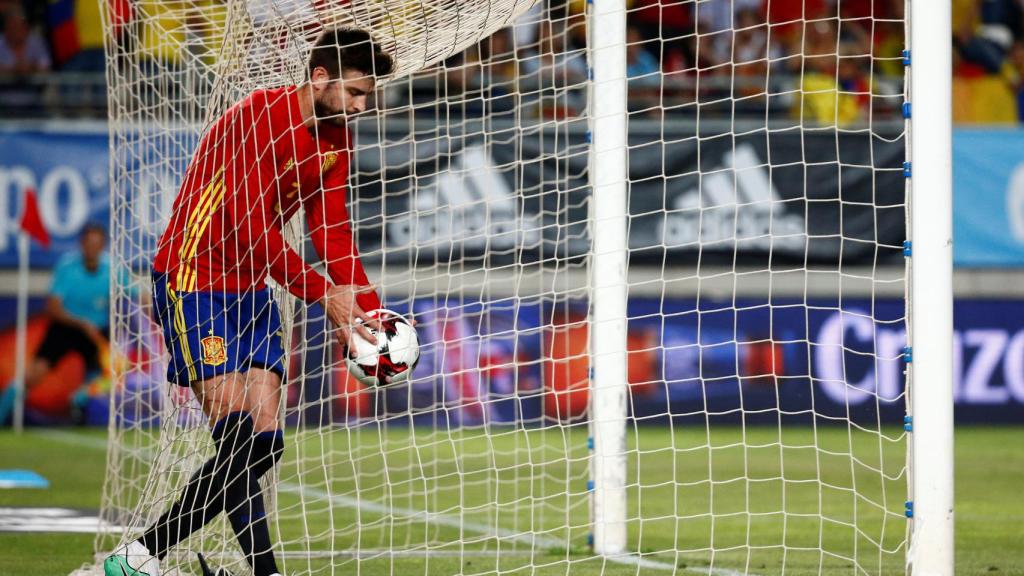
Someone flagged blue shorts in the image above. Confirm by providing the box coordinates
[152,272,285,387]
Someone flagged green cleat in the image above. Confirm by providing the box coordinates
[103,541,160,576]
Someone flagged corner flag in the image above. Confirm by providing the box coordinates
[19,188,49,247]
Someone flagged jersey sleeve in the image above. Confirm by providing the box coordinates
[224,106,331,304]
[306,159,382,312]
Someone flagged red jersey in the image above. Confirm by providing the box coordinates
[153,87,381,311]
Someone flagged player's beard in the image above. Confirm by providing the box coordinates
[314,96,345,126]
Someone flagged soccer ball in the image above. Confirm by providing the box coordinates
[345,309,420,386]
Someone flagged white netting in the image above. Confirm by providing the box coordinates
[87,0,910,575]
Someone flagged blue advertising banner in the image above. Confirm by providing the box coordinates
[954,128,1024,266]
[325,297,1021,425]
[3,294,1021,424]
[0,125,111,268]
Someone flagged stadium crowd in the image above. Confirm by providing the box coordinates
[0,0,1016,124]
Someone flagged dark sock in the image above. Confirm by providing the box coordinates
[225,430,283,576]
[140,412,255,559]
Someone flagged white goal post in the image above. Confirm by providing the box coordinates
[589,0,629,557]
[82,0,953,574]
[907,0,955,572]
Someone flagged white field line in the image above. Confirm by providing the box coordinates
[42,429,754,576]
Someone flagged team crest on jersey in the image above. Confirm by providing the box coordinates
[321,152,338,173]
[201,336,228,366]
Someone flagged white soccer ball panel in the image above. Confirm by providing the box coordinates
[387,321,420,366]
[349,331,379,366]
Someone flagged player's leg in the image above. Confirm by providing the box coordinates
[139,286,285,574]
[108,277,285,575]
[213,286,287,576]
[136,372,254,558]
[127,370,282,575]
[207,368,284,576]
[104,373,253,576]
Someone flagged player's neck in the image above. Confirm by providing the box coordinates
[295,84,317,128]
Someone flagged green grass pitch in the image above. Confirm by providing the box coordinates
[0,426,1020,576]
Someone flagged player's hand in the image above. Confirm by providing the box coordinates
[321,284,378,346]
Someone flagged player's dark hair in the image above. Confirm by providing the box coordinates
[308,27,394,80]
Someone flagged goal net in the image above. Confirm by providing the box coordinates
[87,0,914,574]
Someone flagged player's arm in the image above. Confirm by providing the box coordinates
[224,143,374,341]
[306,160,383,313]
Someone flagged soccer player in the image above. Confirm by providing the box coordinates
[104,28,393,576]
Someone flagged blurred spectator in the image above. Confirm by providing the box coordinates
[47,0,113,71]
[138,1,225,66]
[138,2,187,64]
[838,56,871,110]
[631,0,693,42]
[695,18,729,74]
[519,18,586,118]
[984,0,1024,42]
[481,29,517,116]
[949,0,1019,123]
[513,3,544,50]
[0,6,50,74]
[520,19,587,85]
[0,224,110,426]
[954,0,1021,75]
[797,20,861,126]
[626,25,659,79]
[733,8,774,97]
[768,0,827,37]
[696,0,762,34]
[0,0,919,123]
[184,2,227,64]
[485,28,517,80]
[441,49,486,116]
[630,0,694,73]
[872,0,906,77]
[799,72,861,126]
[734,8,771,65]
[1009,41,1024,122]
